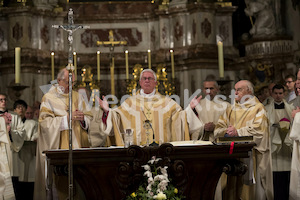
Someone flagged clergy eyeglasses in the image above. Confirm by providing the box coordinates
[141,77,155,81]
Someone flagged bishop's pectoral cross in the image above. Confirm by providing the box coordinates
[96,30,127,96]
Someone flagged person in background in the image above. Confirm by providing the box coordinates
[214,80,273,200]
[265,84,293,200]
[263,82,275,106]
[0,93,25,200]
[257,86,270,103]
[284,74,296,103]
[34,68,93,200]
[25,106,34,120]
[13,99,38,200]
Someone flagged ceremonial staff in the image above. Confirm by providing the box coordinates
[52,8,89,200]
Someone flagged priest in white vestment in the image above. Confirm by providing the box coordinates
[289,110,300,200]
[214,80,273,200]
[191,79,229,200]
[265,84,293,200]
[193,79,229,142]
[98,69,202,146]
[34,68,93,200]
[0,114,15,200]
[13,99,38,200]
[0,93,25,200]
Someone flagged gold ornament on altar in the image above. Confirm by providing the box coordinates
[126,64,143,95]
[156,64,175,96]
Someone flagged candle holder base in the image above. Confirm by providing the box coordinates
[7,83,29,99]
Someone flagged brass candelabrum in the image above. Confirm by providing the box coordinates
[74,65,100,103]
[8,83,29,99]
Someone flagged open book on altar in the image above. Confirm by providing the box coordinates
[214,136,254,145]
[169,140,213,146]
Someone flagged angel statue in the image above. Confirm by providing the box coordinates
[244,0,276,37]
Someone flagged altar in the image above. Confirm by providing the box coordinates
[45,142,255,200]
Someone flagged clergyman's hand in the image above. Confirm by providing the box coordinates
[204,122,215,132]
[226,125,238,137]
[190,95,202,109]
[72,110,84,122]
[96,95,109,113]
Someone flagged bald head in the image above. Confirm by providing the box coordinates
[234,80,254,103]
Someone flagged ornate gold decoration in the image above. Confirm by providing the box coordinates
[156,64,175,96]
[126,64,144,95]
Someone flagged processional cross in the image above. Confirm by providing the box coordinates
[97,30,127,96]
[52,8,89,200]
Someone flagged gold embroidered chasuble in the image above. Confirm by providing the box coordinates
[110,91,190,146]
[214,96,273,200]
[34,86,92,200]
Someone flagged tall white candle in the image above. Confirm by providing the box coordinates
[51,52,55,80]
[170,50,175,79]
[97,51,100,81]
[148,49,151,69]
[73,52,77,80]
[125,50,129,79]
[15,47,21,84]
[217,41,224,78]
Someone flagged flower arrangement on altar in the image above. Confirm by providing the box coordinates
[126,156,185,200]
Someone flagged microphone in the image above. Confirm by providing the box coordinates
[141,107,158,146]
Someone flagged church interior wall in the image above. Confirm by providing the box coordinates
[0,1,300,109]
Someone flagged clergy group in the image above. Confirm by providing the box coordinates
[2,67,300,200]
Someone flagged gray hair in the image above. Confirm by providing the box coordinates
[244,80,254,94]
[139,69,157,81]
[57,68,67,80]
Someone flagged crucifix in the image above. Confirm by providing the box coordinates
[52,8,89,200]
[97,30,127,96]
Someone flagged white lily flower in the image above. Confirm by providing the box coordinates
[144,171,152,178]
[142,164,151,171]
[153,192,167,200]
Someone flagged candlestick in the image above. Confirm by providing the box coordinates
[15,47,21,84]
[217,41,224,78]
[125,50,129,79]
[111,57,115,96]
[73,52,77,80]
[148,49,151,69]
[97,51,100,81]
[170,50,175,79]
[51,52,55,80]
